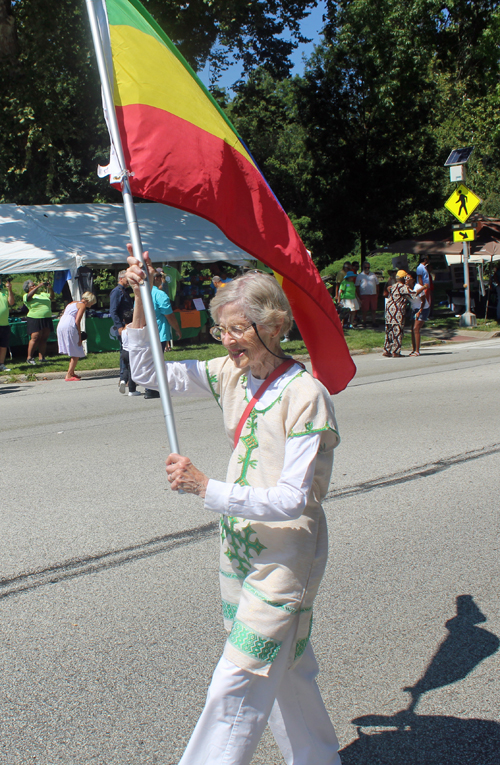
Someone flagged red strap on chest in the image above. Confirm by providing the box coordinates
[233,359,295,449]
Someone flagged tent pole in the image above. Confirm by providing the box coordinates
[85,0,181,455]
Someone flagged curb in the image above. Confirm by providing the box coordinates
[0,368,120,383]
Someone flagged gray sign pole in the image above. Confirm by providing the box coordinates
[460,231,477,327]
[463,240,471,313]
[85,0,181,454]
[456,167,477,328]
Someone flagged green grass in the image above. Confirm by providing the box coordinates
[423,315,500,332]
[320,253,420,281]
[341,326,411,350]
[459,317,500,332]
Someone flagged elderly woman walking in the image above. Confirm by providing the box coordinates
[56,292,96,380]
[124,251,342,765]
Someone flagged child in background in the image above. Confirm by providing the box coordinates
[338,271,360,328]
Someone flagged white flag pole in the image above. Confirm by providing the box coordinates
[85,0,181,455]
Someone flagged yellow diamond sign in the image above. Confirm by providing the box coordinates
[444,184,482,223]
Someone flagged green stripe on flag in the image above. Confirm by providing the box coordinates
[104,0,244,142]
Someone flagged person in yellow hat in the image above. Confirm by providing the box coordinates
[383,270,416,357]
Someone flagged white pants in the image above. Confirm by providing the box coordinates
[178,628,341,765]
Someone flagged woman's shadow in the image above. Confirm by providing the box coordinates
[340,595,499,765]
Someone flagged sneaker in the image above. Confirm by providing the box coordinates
[27,358,37,366]
[144,389,160,399]
[0,364,10,372]
[119,380,126,394]
[128,391,141,396]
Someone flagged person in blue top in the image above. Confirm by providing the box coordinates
[144,270,182,399]
[416,255,430,287]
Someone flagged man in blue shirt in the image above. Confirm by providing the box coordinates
[416,255,430,288]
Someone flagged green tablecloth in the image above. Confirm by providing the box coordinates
[8,319,59,347]
[86,317,120,352]
[8,317,120,353]
[8,311,209,353]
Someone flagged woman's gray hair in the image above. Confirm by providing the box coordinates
[23,279,34,292]
[210,271,293,337]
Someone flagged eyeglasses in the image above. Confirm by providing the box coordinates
[210,323,255,342]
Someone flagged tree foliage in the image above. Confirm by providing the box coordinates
[1,0,499,270]
[228,1,500,267]
[0,0,316,204]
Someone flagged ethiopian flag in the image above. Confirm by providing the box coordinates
[93,0,356,394]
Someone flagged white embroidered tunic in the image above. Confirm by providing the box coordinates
[126,328,340,674]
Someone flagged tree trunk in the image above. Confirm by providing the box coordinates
[0,1,19,59]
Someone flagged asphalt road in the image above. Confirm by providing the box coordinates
[1,339,499,765]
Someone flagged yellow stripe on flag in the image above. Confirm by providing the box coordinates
[110,24,255,167]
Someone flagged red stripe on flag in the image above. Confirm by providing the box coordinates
[115,103,356,393]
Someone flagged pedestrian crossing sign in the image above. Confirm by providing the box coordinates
[444,184,482,223]
[453,228,475,243]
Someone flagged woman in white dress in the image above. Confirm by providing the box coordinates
[125,251,342,765]
[57,291,96,381]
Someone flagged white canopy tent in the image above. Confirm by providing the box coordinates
[444,246,500,266]
[0,203,252,274]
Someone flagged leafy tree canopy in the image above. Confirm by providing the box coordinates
[0,0,317,204]
[1,0,500,272]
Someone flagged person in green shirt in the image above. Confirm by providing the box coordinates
[338,271,360,328]
[334,260,351,302]
[0,275,15,372]
[23,279,55,365]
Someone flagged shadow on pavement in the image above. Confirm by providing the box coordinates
[340,595,499,765]
[415,351,452,356]
[340,713,499,764]
[0,385,25,394]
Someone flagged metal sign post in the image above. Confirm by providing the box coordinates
[443,148,479,328]
[461,239,476,326]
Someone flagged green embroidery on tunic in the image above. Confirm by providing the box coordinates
[288,421,339,439]
[243,581,300,613]
[294,614,313,660]
[222,600,238,621]
[228,619,281,663]
[243,581,313,614]
[220,515,266,576]
[219,568,244,580]
[205,361,221,407]
[252,370,306,414]
[234,409,259,486]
